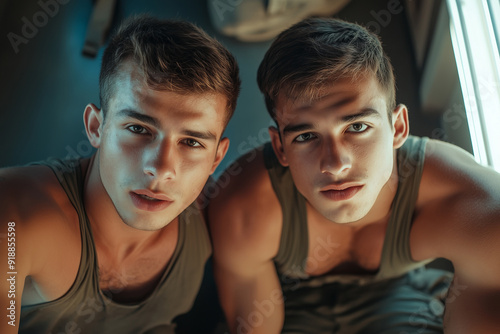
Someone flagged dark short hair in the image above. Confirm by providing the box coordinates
[257,17,395,124]
[99,15,240,127]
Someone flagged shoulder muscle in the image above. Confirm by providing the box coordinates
[208,147,283,272]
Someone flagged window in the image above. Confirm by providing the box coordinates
[447,0,500,172]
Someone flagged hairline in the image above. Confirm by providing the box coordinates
[101,57,233,130]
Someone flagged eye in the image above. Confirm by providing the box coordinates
[347,123,369,133]
[183,138,202,148]
[127,124,148,135]
[294,133,316,142]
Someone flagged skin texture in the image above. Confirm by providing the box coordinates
[209,74,500,333]
[270,76,405,225]
[0,60,229,333]
[85,61,228,231]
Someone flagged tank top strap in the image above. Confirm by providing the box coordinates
[29,158,99,299]
[377,136,433,279]
[22,158,212,333]
[175,200,212,277]
[263,143,309,278]
[39,158,87,215]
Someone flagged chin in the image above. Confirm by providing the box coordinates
[319,204,370,224]
[327,214,362,224]
[118,210,173,231]
[123,219,168,231]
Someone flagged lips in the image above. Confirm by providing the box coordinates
[130,189,173,212]
[320,183,363,201]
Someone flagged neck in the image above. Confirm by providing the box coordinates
[82,153,173,259]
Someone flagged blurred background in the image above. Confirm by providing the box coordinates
[0,0,475,172]
[1,0,498,332]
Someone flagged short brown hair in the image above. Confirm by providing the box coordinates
[257,17,395,123]
[99,15,240,126]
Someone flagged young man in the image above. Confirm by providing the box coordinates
[209,18,500,334]
[0,16,240,333]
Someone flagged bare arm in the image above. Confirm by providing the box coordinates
[443,282,500,333]
[443,195,500,333]
[0,171,30,334]
[212,246,284,334]
[0,165,79,333]
[411,139,500,332]
[208,150,284,334]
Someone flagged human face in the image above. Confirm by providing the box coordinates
[87,61,229,231]
[270,75,408,224]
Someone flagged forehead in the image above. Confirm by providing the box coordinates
[274,75,388,125]
[107,60,228,131]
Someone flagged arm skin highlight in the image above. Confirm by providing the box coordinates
[0,168,36,334]
[0,165,81,334]
[410,139,500,332]
[208,149,285,334]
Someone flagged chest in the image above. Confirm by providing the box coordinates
[97,257,168,303]
[96,234,179,303]
[305,216,388,276]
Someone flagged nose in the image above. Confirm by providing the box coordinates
[143,139,177,180]
[320,139,351,176]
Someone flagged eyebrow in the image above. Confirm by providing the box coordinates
[282,108,382,136]
[117,108,217,141]
[117,109,160,128]
[341,108,382,123]
[282,123,315,136]
[182,130,217,141]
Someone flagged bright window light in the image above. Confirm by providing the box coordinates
[446,0,500,172]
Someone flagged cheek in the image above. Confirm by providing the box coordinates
[179,152,210,172]
[365,142,394,181]
[103,128,148,160]
[288,156,317,193]
[179,153,214,180]
[179,164,211,202]
[100,133,142,182]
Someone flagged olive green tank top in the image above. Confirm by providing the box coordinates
[19,158,211,334]
[264,136,433,286]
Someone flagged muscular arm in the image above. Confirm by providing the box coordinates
[0,165,81,333]
[212,244,283,334]
[410,139,500,332]
[208,150,284,334]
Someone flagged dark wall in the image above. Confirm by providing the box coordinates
[0,0,439,174]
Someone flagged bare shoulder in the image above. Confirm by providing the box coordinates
[412,139,500,282]
[419,139,499,202]
[0,164,81,275]
[208,146,283,267]
[0,164,75,223]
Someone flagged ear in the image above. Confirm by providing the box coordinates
[269,126,289,167]
[392,104,409,149]
[210,137,230,175]
[83,103,104,148]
